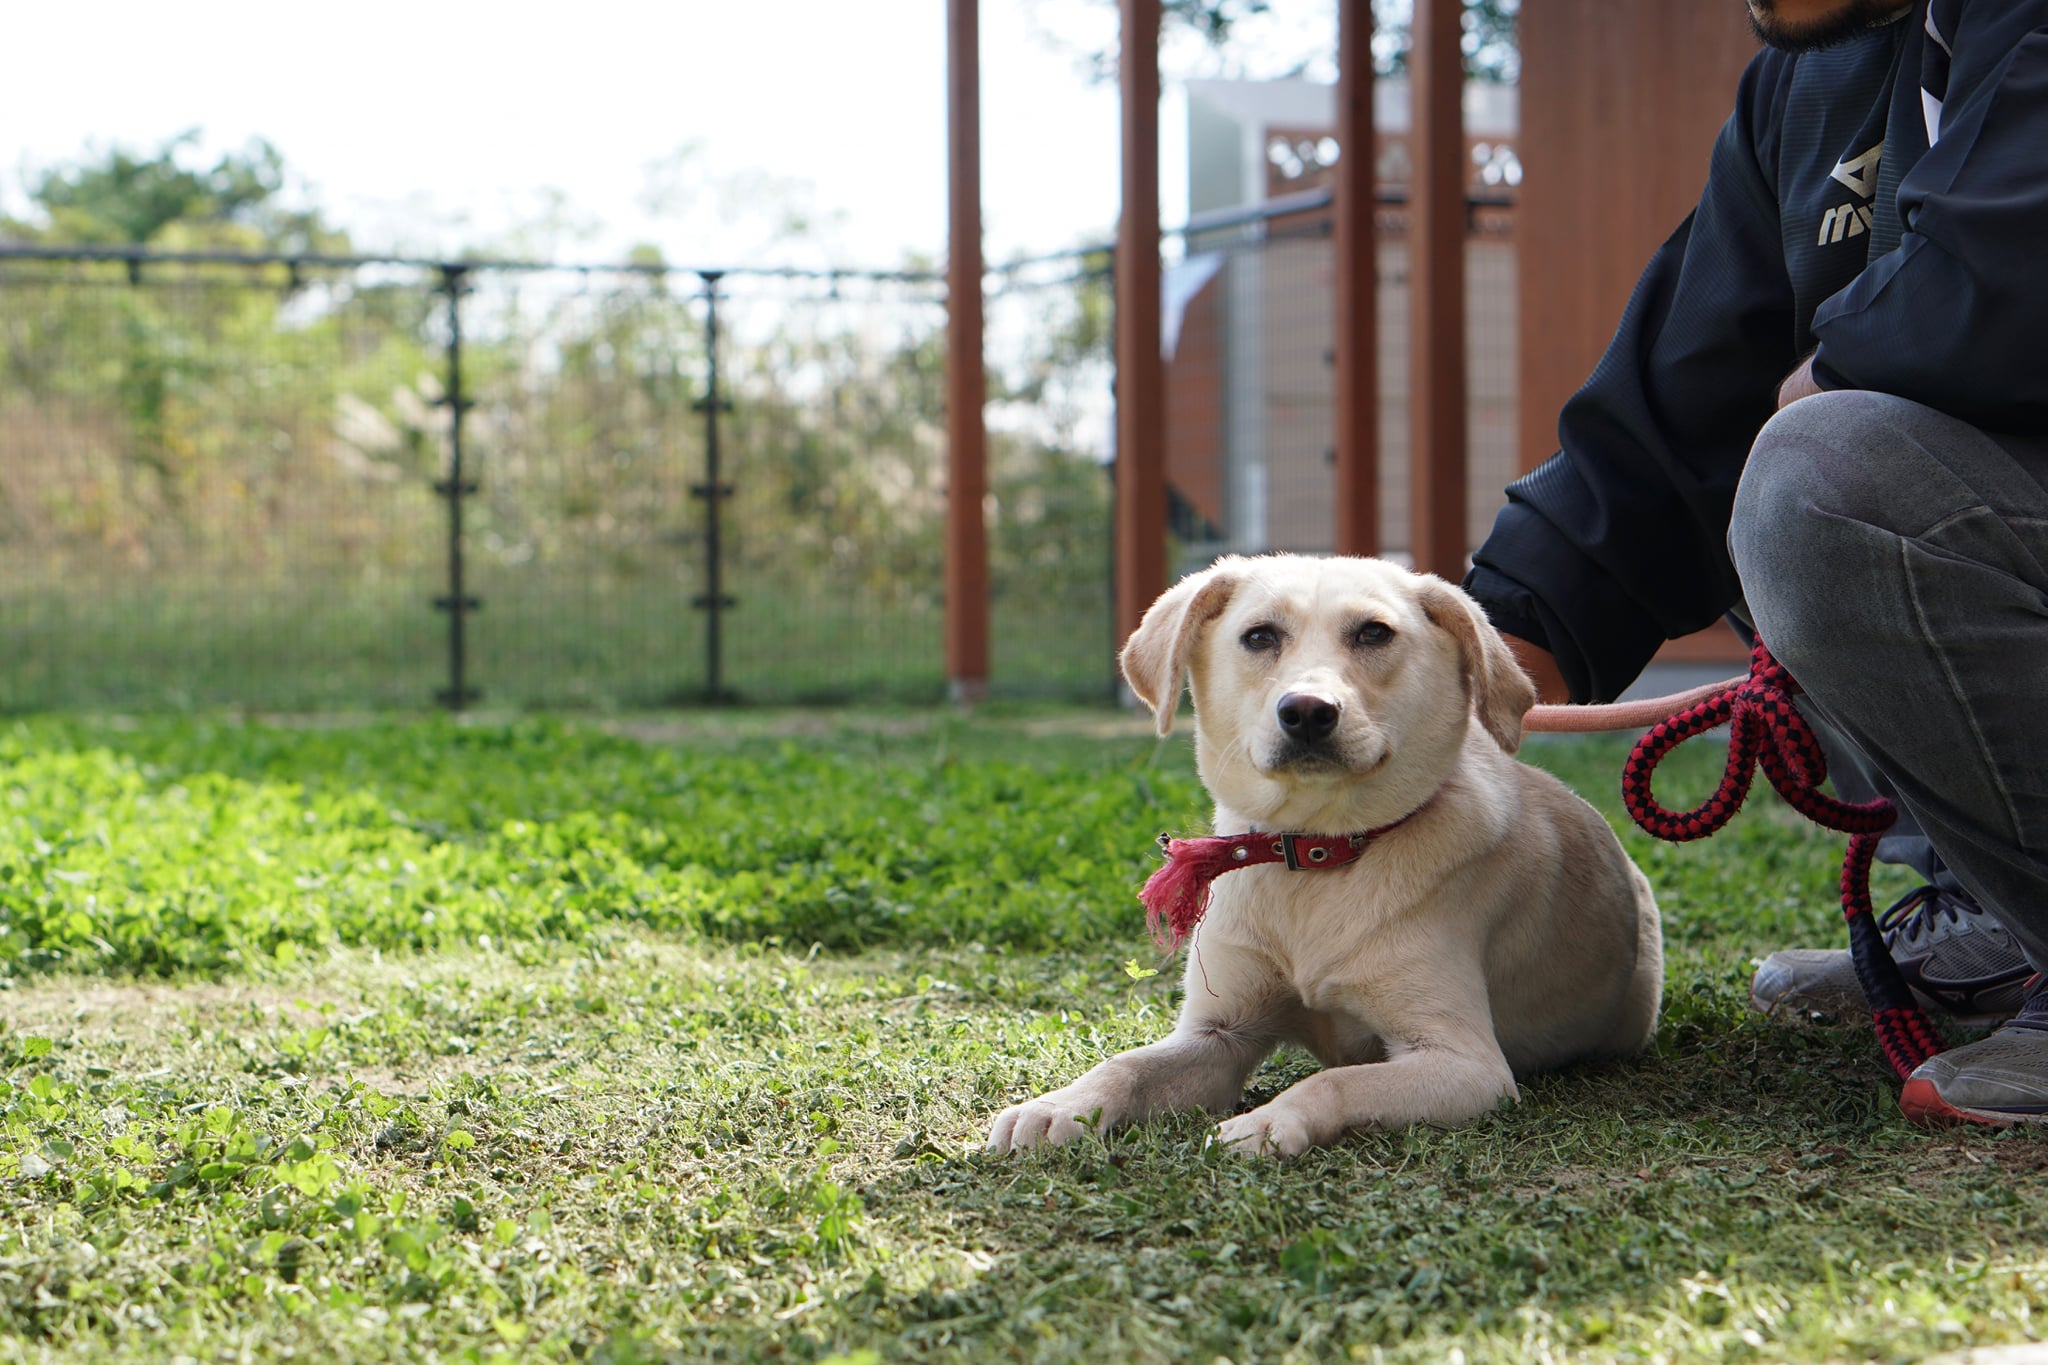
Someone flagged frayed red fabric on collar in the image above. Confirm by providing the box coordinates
[1139,826,1400,950]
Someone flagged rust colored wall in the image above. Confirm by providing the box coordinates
[1516,1,1760,663]
[1516,2,1758,473]
[1165,279,1227,532]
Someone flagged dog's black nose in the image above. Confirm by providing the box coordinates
[1275,692,1340,743]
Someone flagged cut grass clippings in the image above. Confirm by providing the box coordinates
[0,711,2042,1363]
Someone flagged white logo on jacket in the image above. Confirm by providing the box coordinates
[1819,142,1882,246]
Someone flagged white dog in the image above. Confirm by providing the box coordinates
[987,554,1662,1157]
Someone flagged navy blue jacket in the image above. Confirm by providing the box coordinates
[1466,2,2048,702]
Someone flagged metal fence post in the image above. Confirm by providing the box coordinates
[690,270,737,703]
[432,263,481,709]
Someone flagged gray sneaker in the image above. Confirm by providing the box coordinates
[1750,886,2033,1028]
[1901,976,2048,1126]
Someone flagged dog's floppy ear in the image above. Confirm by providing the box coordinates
[1417,577,1536,755]
[1119,561,1243,736]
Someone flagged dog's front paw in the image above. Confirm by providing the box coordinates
[986,1094,1105,1154]
[1213,1102,1320,1159]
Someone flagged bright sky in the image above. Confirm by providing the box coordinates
[0,0,1249,271]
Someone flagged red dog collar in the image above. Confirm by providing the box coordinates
[1140,825,1404,950]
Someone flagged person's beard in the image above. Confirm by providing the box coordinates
[1746,0,1907,52]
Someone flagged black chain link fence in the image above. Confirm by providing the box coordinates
[0,194,1512,713]
[0,248,1114,710]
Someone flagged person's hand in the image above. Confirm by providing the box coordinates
[1503,634,1570,705]
[1777,354,1823,409]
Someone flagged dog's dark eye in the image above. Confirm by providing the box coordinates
[1241,625,1280,653]
[1353,621,1394,648]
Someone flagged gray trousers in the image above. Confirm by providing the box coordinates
[1729,390,2048,971]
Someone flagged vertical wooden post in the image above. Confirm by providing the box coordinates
[1332,0,1379,557]
[1115,0,1166,649]
[946,0,989,701]
[1407,0,1469,581]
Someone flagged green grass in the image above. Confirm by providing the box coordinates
[0,712,2042,1363]
[0,574,1116,713]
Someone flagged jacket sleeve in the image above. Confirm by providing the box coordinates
[1811,26,2048,428]
[1466,53,1796,703]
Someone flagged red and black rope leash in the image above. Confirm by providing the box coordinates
[1615,640,1944,1078]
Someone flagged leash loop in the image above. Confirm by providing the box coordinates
[1620,641,1943,1080]
[1620,644,1890,842]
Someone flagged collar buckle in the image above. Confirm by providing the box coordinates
[1280,833,1309,870]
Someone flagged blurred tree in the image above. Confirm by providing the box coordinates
[5,130,349,254]
[1378,0,1519,82]
[1086,0,1520,83]
[0,134,411,563]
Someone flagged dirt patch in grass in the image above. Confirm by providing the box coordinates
[591,710,943,745]
[4,975,354,1038]
[591,704,1160,747]
[1017,711,1157,739]
[1898,1136,2048,1186]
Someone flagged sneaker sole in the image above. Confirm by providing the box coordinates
[1899,1077,2048,1128]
